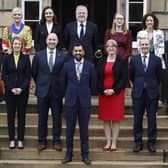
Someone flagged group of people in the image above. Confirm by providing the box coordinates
[0,4,166,165]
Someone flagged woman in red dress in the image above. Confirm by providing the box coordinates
[97,39,128,151]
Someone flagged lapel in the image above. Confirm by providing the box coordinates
[43,50,50,72]
[11,53,22,70]
[146,54,153,72]
[137,54,146,73]
[52,51,61,70]
[42,24,48,36]
[74,22,79,39]
[72,60,78,81]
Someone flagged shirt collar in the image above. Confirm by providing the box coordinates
[141,53,150,58]
[74,57,84,64]
[47,48,56,54]
[77,21,86,27]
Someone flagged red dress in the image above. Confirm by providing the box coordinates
[98,62,125,121]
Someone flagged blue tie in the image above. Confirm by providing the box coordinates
[80,23,84,39]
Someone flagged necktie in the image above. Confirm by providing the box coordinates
[80,23,84,39]
[76,62,81,81]
[142,55,147,72]
[49,50,54,71]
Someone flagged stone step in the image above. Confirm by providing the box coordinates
[0,96,167,115]
[0,136,167,149]
[0,160,167,168]
[0,113,168,127]
[0,148,164,161]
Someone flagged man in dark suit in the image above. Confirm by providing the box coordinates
[61,43,96,165]
[32,33,67,151]
[64,4,99,63]
[130,38,162,153]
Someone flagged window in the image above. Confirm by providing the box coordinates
[22,0,42,42]
[126,0,147,47]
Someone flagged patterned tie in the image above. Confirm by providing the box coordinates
[49,50,54,72]
[76,62,81,81]
[142,55,147,72]
[80,23,84,39]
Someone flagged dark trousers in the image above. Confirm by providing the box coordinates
[37,90,62,145]
[64,100,90,158]
[132,89,158,145]
[5,92,28,141]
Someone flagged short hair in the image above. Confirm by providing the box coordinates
[73,43,85,50]
[105,39,118,48]
[141,13,159,30]
[12,7,22,15]
[40,6,57,24]
[11,37,23,51]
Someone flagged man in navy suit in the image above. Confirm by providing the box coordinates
[61,43,96,165]
[130,38,162,153]
[32,33,67,151]
[64,4,99,62]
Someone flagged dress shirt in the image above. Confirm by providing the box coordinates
[14,53,20,68]
[77,21,86,38]
[141,53,149,69]
[46,22,53,34]
[47,48,56,66]
[74,58,84,80]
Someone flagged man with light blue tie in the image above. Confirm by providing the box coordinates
[130,38,162,153]
[64,4,99,62]
[61,43,96,165]
[32,33,67,151]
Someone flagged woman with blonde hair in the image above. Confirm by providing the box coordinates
[97,39,128,151]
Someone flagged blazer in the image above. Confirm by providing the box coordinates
[2,53,31,93]
[34,23,62,51]
[32,49,67,98]
[64,21,99,61]
[137,29,165,68]
[130,54,162,99]
[97,56,128,95]
[61,59,96,108]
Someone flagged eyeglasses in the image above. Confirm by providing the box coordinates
[115,17,124,20]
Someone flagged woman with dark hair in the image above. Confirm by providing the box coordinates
[2,37,31,149]
[137,13,166,103]
[137,13,165,68]
[34,6,62,51]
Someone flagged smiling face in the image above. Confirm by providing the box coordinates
[12,38,22,53]
[46,33,58,49]
[114,13,124,27]
[12,9,22,24]
[139,38,150,55]
[44,8,54,22]
[75,5,88,23]
[105,39,118,56]
[72,45,85,61]
[145,16,154,29]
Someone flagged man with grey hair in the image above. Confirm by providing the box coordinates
[64,4,99,62]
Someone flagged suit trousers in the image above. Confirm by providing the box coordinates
[64,99,91,158]
[132,89,158,145]
[37,89,62,145]
[5,91,28,141]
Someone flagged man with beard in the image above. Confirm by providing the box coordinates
[61,43,96,165]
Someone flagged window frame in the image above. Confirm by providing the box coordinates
[126,0,147,48]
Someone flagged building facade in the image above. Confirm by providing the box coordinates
[0,0,168,48]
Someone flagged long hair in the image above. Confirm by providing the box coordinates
[111,13,128,35]
[40,6,57,24]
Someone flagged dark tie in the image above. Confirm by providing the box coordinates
[49,50,54,71]
[80,23,84,39]
[142,55,147,72]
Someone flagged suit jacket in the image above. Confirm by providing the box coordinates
[97,56,128,95]
[32,49,67,98]
[64,21,99,61]
[2,53,31,93]
[34,23,62,51]
[130,54,162,99]
[61,59,96,108]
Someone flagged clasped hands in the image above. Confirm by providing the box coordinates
[104,89,115,96]
[11,88,22,95]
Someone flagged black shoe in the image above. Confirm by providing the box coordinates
[133,143,143,153]
[62,156,72,164]
[82,157,91,165]
[147,144,156,153]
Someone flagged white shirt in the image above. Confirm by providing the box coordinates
[77,21,86,38]
[46,22,53,34]
[74,58,84,79]
[141,53,150,68]
[47,48,56,65]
